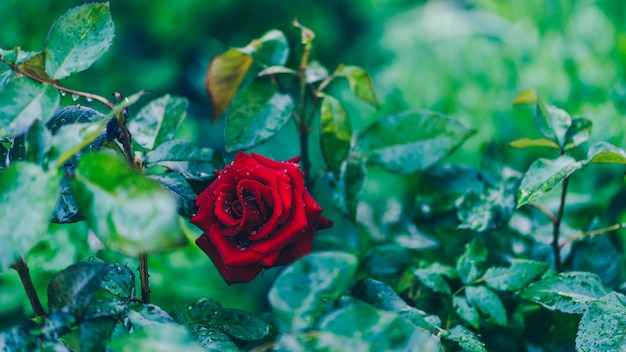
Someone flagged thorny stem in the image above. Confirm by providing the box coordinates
[139,253,150,304]
[296,40,314,190]
[0,55,115,110]
[553,176,570,272]
[559,222,626,249]
[11,256,45,319]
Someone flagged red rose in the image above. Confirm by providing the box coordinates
[191,152,333,284]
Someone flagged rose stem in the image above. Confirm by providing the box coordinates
[112,92,151,303]
[10,256,45,318]
[552,175,570,272]
[297,35,314,190]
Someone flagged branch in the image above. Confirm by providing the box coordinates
[560,222,626,249]
[11,256,45,318]
[552,176,570,272]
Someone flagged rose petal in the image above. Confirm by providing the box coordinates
[252,153,305,194]
[207,223,267,265]
[259,251,281,267]
[214,186,240,227]
[318,216,334,229]
[191,194,218,234]
[273,225,316,266]
[196,234,263,284]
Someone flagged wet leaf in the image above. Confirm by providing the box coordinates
[482,259,549,291]
[320,94,352,173]
[576,292,626,351]
[517,155,583,208]
[334,65,379,108]
[586,141,626,165]
[48,261,109,317]
[465,285,507,326]
[0,76,59,136]
[205,48,253,120]
[129,95,188,151]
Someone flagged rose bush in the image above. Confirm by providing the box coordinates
[191,152,333,284]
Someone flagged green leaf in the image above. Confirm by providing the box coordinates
[275,331,371,352]
[445,325,487,352]
[465,285,507,326]
[512,89,571,145]
[144,140,221,181]
[357,110,474,174]
[71,152,185,256]
[18,52,54,83]
[268,251,358,331]
[509,138,561,150]
[24,119,52,164]
[127,304,176,329]
[413,264,453,295]
[0,163,62,271]
[586,141,626,165]
[48,261,109,317]
[334,65,379,108]
[576,292,626,351]
[331,157,365,222]
[457,174,519,232]
[46,105,105,134]
[188,324,237,352]
[456,239,488,284]
[453,295,480,329]
[517,155,583,208]
[80,316,119,352]
[482,259,549,291]
[210,308,271,341]
[225,79,294,152]
[129,95,188,151]
[318,300,439,350]
[84,297,127,320]
[40,311,76,340]
[100,263,135,300]
[520,272,610,314]
[109,324,205,352]
[149,173,197,218]
[187,298,222,324]
[305,60,329,83]
[205,48,253,120]
[563,117,592,150]
[257,65,298,77]
[320,95,352,173]
[250,29,289,67]
[43,3,115,80]
[0,76,59,136]
[0,327,38,351]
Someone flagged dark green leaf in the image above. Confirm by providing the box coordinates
[482,259,549,291]
[0,163,62,271]
[129,95,188,151]
[457,174,519,232]
[18,53,53,83]
[361,244,413,277]
[84,297,127,320]
[509,137,561,150]
[100,263,135,300]
[275,331,371,352]
[517,155,583,208]
[80,317,119,352]
[43,3,115,80]
[0,76,59,136]
[41,311,76,340]
[188,298,222,324]
[318,300,439,350]
[576,292,626,351]
[520,272,610,314]
[320,95,352,173]
[127,304,176,329]
[46,105,105,134]
[563,117,592,150]
[456,239,488,284]
[465,285,507,326]
[48,261,109,316]
[250,30,289,67]
[188,324,237,352]
[108,324,205,352]
[453,296,480,329]
[334,65,379,108]
[586,141,626,165]
[24,119,52,164]
[357,110,474,174]
[210,308,271,341]
[445,325,487,352]
[149,173,197,217]
[225,80,294,152]
[0,327,38,351]
[205,48,253,120]
[71,152,185,256]
[144,140,221,181]
[268,251,358,331]
[331,156,365,222]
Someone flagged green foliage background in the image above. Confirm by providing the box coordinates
[3,0,626,348]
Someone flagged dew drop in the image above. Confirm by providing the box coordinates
[86,97,93,102]
[71,94,79,101]
[59,90,66,96]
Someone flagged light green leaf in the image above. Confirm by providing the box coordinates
[576,292,626,351]
[413,265,452,295]
[268,251,358,331]
[586,141,626,165]
[129,95,188,151]
[512,89,571,145]
[445,325,487,352]
[482,259,549,291]
[305,60,329,83]
[456,239,488,284]
[0,77,59,136]
[257,65,298,77]
[225,79,294,152]
[44,3,114,80]
[509,138,561,150]
[457,174,519,232]
[453,295,480,329]
[249,29,289,67]
[465,285,507,326]
[520,272,610,314]
[357,110,474,174]
[99,263,135,300]
[320,95,352,173]
[144,140,221,181]
[71,152,185,256]
[109,324,205,352]
[563,117,592,150]
[517,155,583,208]
[0,162,62,271]
[334,65,379,108]
[205,48,253,120]
[209,308,271,341]
[188,324,237,352]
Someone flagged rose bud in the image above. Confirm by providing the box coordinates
[191,152,333,284]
